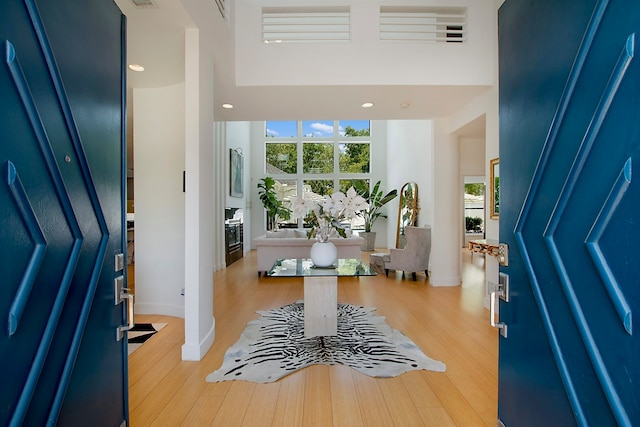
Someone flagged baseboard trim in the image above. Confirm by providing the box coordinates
[429,275,461,287]
[181,316,215,361]
[134,303,184,318]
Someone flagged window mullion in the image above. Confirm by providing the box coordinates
[334,121,340,191]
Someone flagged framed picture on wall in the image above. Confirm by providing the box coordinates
[230,148,243,197]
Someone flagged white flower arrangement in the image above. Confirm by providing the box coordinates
[289,187,368,241]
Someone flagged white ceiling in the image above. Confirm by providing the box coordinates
[115,0,487,136]
[212,84,490,122]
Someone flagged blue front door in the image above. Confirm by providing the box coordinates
[0,1,128,425]
[499,0,640,425]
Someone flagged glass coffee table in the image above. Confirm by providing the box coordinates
[267,258,375,337]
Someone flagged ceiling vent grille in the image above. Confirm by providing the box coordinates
[214,0,225,20]
[262,7,350,44]
[129,0,157,8]
[380,6,466,43]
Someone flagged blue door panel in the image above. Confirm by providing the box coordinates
[1,0,127,425]
[499,0,640,425]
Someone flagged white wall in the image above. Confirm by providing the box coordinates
[133,83,186,317]
[366,121,391,248]
[431,118,462,286]
[386,120,434,248]
[450,86,500,303]
[235,0,496,87]
[225,122,251,209]
[213,122,227,270]
[460,137,485,176]
[248,122,265,248]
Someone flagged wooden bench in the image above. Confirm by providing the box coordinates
[468,239,500,256]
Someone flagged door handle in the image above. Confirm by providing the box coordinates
[489,273,509,338]
[115,275,135,341]
[117,291,134,341]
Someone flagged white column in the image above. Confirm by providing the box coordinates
[430,118,462,286]
[213,122,226,271]
[182,28,215,361]
[304,277,338,337]
[386,120,434,248]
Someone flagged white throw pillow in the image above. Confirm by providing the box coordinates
[266,230,292,238]
[294,229,308,238]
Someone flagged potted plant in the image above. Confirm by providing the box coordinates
[257,177,291,231]
[289,186,367,267]
[354,180,398,251]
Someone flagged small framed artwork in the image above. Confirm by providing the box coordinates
[230,148,243,197]
[490,157,500,219]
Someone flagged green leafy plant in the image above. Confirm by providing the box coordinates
[257,177,291,230]
[354,180,398,232]
[465,216,483,233]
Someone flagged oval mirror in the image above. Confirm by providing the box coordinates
[396,182,419,248]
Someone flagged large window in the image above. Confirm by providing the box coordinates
[265,120,371,229]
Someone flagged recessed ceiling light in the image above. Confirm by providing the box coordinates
[361,102,374,108]
[222,103,234,109]
[128,64,145,72]
[400,102,410,109]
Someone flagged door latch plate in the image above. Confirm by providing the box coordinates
[115,253,124,272]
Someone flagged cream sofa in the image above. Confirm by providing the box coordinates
[253,229,365,276]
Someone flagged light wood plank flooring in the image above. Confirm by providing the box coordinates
[128,249,498,426]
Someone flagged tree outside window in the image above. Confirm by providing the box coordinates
[339,143,370,173]
[266,143,297,174]
[303,179,334,197]
[303,143,333,174]
[464,182,485,234]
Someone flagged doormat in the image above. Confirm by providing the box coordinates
[206,302,445,383]
[128,323,167,355]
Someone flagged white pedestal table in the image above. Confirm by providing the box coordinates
[266,258,376,337]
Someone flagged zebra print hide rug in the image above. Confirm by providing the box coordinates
[206,302,446,383]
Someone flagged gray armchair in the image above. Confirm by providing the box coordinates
[385,226,431,281]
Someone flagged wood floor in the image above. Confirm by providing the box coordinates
[128,249,498,426]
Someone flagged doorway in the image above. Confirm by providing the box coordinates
[463,176,486,247]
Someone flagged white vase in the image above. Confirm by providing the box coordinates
[310,241,337,267]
